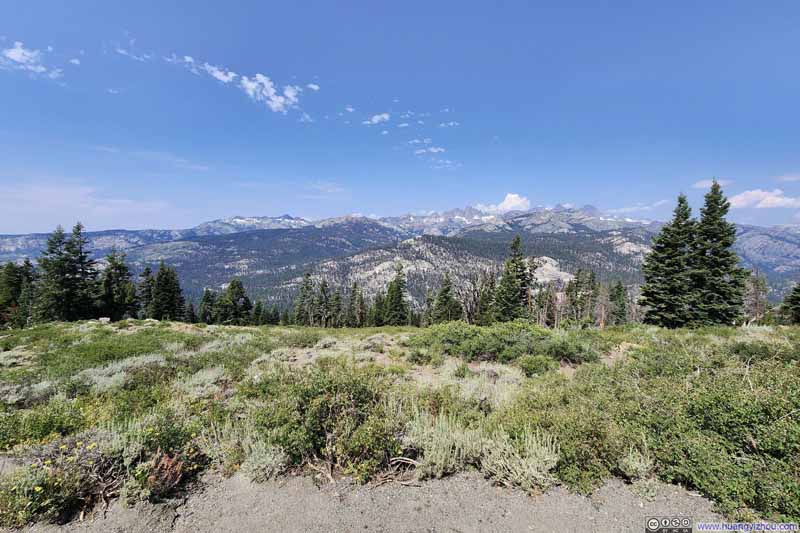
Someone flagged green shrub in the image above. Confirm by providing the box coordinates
[0,432,121,527]
[0,397,86,450]
[403,410,484,479]
[541,334,599,364]
[408,321,550,362]
[281,329,321,348]
[516,355,558,377]
[241,358,402,482]
[481,428,559,491]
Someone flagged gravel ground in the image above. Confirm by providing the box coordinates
[25,471,722,532]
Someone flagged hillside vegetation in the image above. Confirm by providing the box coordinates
[0,320,797,526]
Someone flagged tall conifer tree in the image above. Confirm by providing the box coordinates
[689,181,746,326]
[640,195,695,328]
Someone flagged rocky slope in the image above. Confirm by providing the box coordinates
[2,205,799,302]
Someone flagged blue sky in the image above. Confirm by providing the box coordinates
[2,1,800,233]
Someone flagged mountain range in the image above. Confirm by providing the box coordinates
[2,206,799,305]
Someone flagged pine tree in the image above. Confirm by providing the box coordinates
[198,289,217,324]
[330,289,343,328]
[355,289,366,327]
[223,278,252,325]
[98,249,138,321]
[384,264,409,326]
[0,262,23,315]
[293,273,314,326]
[690,181,747,326]
[565,269,598,325]
[370,291,386,327]
[609,281,628,326]
[184,302,198,324]
[35,226,71,322]
[743,271,769,324]
[432,274,463,323]
[64,222,97,320]
[494,236,531,322]
[639,195,695,328]
[252,300,264,325]
[150,262,185,321]
[784,283,800,324]
[9,280,34,329]
[474,272,496,325]
[0,260,34,325]
[138,267,155,319]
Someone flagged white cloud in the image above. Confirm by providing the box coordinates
[439,121,460,128]
[729,189,800,209]
[381,130,389,135]
[408,138,432,145]
[115,47,151,62]
[202,62,237,83]
[362,113,390,125]
[107,88,121,94]
[692,179,732,189]
[344,105,355,112]
[397,123,409,128]
[2,41,44,70]
[69,58,81,65]
[299,180,346,200]
[476,193,531,214]
[239,74,301,113]
[415,147,446,155]
[299,112,314,123]
[607,199,670,214]
[306,181,344,194]
[305,83,320,91]
[776,174,800,182]
[0,41,62,79]
[432,159,461,170]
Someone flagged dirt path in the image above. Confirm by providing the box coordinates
[27,472,722,532]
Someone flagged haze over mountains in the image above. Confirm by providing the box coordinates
[2,204,799,305]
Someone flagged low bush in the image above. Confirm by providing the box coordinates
[281,329,321,348]
[481,428,559,491]
[241,358,402,482]
[0,432,122,527]
[0,397,86,450]
[408,321,551,362]
[516,354,558,377]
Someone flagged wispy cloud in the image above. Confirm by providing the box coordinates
[0,41,62,79]
[691,178,732,189]
[476,193,530,213]
[69,58,81,66]
[92,145,209,172]
[202,62,237,83]
[776,174,800,182]
[729,189,800,209]
[397,123,409,128]
[165,53,311,115]
[607,199,670,214]
[344,105,355,113]
[408,138,432,145]
[439,121,460,128]
[299,180,346,199]
[239,74,302,114]
[115,46,151,62]
[414,146,445,155]
[362,113,390,125]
